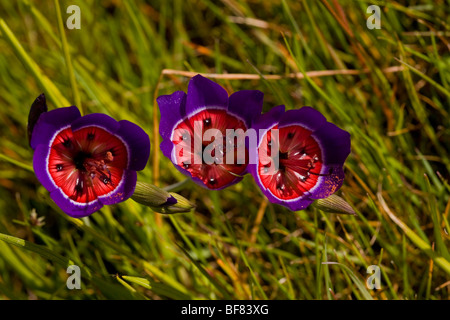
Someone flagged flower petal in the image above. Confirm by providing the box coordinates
[249,161,313,211]
[50,188,103,218]
[174,162,243,190]
[160,138,174,161]
[28,93,48,147]
[157,91,187,140]
[30,106,81,150]
[248,105,285,165]
[71,113,120,134]
[278,107,327,132]
[251,105,285,134]
[228,90,264,128]
[116,120,151,171]
[311,122,351,165]
[99,169,137,205]
[33,144,58,193]
[186,75,229,116]
[306,165,345,200]
[280,196,314,211]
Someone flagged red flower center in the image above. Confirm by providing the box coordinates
[172,109,248,189]
[257,125,323,200]
[48,126,128,203]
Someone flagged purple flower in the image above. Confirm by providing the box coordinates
[157,75,263,190]
[248,106,351,211]
[29,94,150,218]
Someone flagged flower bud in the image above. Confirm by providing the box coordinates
[312,194,356,215]
[131,181,194,214]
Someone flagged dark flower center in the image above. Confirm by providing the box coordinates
[73,151,92,170]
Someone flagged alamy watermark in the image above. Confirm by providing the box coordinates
[66,265,81,290]
[174,122,281,174]
[366,265,381,290]
[366,5,381,30]
[66,5,81,29]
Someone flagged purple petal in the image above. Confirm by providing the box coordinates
[164,195,178,206]
[251,105,285,133]
[248,162,313,210]
[157,91,187,140]
[279,197,314,211]
[186,75,229,116]
[311,122,351,165]
[50,188,103,218]
[307,165,345,200]
[228,90,264,128]
[33,144,57,193]
[278,107,327,132]
[116,120,151,171]
[99,170,137,205]
[71,113,120,134]
[247,105,285,166]
[160,139,174,161]
[30,106,81,150]
[28,94,48,147]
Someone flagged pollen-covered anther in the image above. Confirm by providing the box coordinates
[105,151,114,162]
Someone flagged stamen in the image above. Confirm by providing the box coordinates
[105,151,114,162]
[309,169,332,177]
[84,157,114,187]
[74,178,83,193]
[101,175,111,185]
[203,118,211,126]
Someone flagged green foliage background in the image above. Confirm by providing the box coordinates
[0,0,449,300]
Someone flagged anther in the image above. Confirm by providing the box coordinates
[203,118,211,126]
[105,151,114,162]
